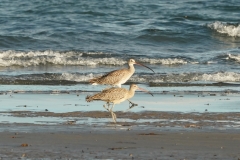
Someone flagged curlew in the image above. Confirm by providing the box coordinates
[86,84,153,123]
[88,59,154,88]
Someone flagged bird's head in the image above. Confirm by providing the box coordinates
[128,59,155,73]
[130,84,153,96]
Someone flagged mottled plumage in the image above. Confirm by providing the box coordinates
[88,59,154,88]
[86,87,133,104]
[86,84,153,123]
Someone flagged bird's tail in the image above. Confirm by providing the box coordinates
[88,77,101,85]
[86,94,103,102]
[85,95,93,102]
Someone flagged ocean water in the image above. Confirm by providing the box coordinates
[0,0,240,92]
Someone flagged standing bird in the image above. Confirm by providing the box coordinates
[88,59,155,88]
[86,84,153,123]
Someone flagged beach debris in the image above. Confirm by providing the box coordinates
[16,105,29,107]
[210,94,216,96]
[75,104,89,106]
[109,147,135,150]
[129,153,134,159]
[184,124,200,128]
[138,133,159,135]
[66,120,76,125]
[219,98,230,100]
[63,104,72,106]
[21,143,28,147]
[11,135,20,138]
[21,153,26,158]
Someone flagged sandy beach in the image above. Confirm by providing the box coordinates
[0,122,240,159]
[0,91,240,159]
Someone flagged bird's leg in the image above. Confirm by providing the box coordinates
[103,102,110,111]
[109,104,117,123]
[111,111,117,123]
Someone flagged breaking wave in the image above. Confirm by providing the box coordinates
[1,72,240,86]
[0,50,125,67]
[0,50,193,67]
[227,54,240,62]
[207,21,240,37]
[130,72,240,83]
[139,58,188,65]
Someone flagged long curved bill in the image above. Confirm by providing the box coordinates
[138,87,154,97]
[135,62,155,73]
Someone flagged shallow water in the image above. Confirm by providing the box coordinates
[0,0,240,113]
[0,89,239,113]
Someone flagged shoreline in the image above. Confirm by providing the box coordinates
[1,110,240,130]
[1,86,239,159]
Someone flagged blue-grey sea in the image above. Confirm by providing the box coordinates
[0,0,240,93]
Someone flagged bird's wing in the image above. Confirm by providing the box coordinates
[91,69,129,85]
[98,87,127,101]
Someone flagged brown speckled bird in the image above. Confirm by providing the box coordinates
[88,59,154,88]
[86,84,153,123]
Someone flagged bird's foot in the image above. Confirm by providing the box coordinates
[110,111,117,123]
[129,102,138,109]
[124,102,138,112]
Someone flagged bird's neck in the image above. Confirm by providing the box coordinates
[127,89,135,99]
[128,64,135,72]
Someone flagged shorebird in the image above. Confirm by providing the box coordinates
[88,59,154,88]
[86,84,153,123]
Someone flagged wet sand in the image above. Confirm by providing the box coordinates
[0,123,240,160]
[0,110,240,159]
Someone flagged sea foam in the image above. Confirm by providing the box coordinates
[207,21,240,37]
[139,58,188,65]
[227,54,240,62]
[0,50,125,67]
[199,72,240,82]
